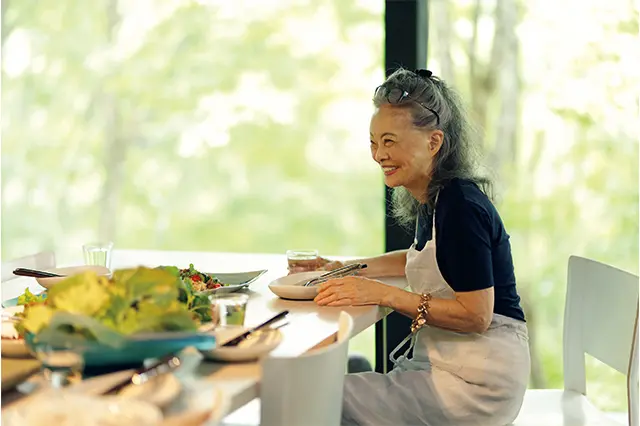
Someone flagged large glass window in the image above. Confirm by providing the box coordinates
[1,0,385,361]
[427,0,638,411]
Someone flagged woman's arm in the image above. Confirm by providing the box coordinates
[326,249,408,278]
[314,276,494,334]
[381,286,494,333]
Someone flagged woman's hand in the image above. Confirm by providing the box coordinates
[314,276,391,307]
[319,259,345,271]
[288,257,334,275]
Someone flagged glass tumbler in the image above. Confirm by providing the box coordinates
[208,293,249,327]
[31,341,85,389]
[82,241,114,269]
[286,249,319,273]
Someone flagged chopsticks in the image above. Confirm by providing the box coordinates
[13,268,62,278]
[302,263,367,287]
[222,310,289,347]
[102,354,182,395]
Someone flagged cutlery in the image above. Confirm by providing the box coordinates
[13,268,62,278]
[1,313,21,322]
[302,263,368,287]
[102,354,181,395]
[222,310,289,347]
[272,321,289,330]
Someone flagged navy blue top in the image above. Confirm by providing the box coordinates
[415,178,526,322]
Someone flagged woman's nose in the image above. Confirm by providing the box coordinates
[373,146,389,163]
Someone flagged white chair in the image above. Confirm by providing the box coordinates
[222,311,355,426]
[1,251,56,283]
[513,255,639,426]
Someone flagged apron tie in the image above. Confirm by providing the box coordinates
[389,332,424,371]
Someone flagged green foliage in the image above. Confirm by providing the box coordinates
[18,267,198,346]
[428,0,638,412]
[1,0,637,414]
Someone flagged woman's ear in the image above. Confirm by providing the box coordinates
[428,130,444,157]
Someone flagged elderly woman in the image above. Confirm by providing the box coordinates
[314,68,530,425]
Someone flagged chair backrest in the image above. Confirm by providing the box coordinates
[1,251,56,282]
[628,312,638,426]
[260,311,355,426]
[563,256,639,406]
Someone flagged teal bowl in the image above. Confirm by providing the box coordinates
[25,331,216,367]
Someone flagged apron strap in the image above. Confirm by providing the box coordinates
[389,332,416,369]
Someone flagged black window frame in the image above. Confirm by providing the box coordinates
[375,0,429,374]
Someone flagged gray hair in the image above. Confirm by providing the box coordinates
[372,68,492,229]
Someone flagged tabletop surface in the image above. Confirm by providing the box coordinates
[0,249,407,418]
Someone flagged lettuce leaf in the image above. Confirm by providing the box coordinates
[35,312,125,347]
[18,304,54,335]
[17,288,47,306]
[114,300,195,335]
[47,272,110,317]
[17,266,200,346]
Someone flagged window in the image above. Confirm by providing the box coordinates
[1,0,385,362]
[427,0,638,411]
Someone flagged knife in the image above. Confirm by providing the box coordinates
[222,310,289,347]
[102,354,181,395]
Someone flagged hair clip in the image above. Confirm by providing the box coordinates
[414,69,433,79]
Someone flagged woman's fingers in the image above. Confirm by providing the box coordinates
[315,291,339,305]
[327,298,352,307]
[317,278,343,293]
[315,280,347,305]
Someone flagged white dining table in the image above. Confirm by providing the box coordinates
[1,249,408,420]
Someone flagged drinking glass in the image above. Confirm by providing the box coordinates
[82,241,113,269]
[31,341,85,389]
[286,249,319,273]
[208,293,249,327]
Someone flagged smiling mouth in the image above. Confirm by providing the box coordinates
[382,166,399,176]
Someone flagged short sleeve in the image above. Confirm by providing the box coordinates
[435,199,494,292]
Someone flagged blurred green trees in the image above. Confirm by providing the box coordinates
[2,0,637,413]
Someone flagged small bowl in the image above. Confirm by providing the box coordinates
[35,265,111,289]
[268,271,324,300]
[200,328,283,362]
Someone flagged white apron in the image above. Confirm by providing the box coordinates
[342,208,531,426]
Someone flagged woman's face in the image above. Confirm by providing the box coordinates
[369,105,443,200]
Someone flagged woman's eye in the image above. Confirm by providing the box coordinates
[383,139,394,146]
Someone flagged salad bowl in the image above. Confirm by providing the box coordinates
[24,331,216,368]
[14,266,219,368]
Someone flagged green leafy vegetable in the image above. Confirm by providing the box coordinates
[17,288,47,306]
[47,272,110,316]
[16,267,200,347]
[157,265,212,322]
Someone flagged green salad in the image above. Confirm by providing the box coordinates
[156,264,217,323]
[16,267,202,347]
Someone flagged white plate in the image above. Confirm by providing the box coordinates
[1,306,30,358]
[163,383,231,426]
[2,393,163,426]
[118,373,182,409]
[200,328,283,362]
[35,265,111,289]
[267,271,324,300]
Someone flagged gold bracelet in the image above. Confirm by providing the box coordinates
[410,293,432,333]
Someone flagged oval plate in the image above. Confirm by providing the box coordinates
[196,269,268,296]
[268,271,324,300]
[35,265,111,290]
